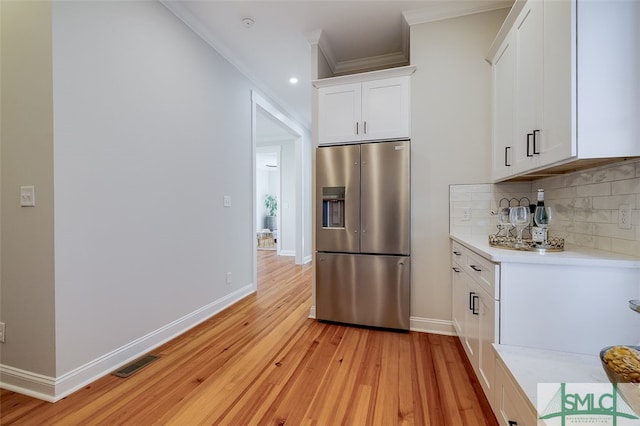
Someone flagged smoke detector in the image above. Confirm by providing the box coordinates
[242,18,255,28]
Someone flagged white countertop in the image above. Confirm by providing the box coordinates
[494,344,608,410]
[451,233,640,268]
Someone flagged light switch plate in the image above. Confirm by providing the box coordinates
[20,186,35,207]
[223,195,231,207]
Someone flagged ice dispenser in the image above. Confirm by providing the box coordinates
[322,187,345,228]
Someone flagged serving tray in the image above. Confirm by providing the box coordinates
[488,235,564,252]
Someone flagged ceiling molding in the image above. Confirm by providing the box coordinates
[403,1,513,26]
[309,27,408,76]
[333,51,409,75]
[160,1,310,130]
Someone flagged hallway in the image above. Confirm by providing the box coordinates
[1,251,495,425]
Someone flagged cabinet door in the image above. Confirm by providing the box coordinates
[318,83,362,144]
[451,263,466,338]
[464,273,479,366]
[492,35,516,181]
[513,1,543,173]
[495,358,537,426]
[540,0,574,167]
[361,77,410,141]
[477,290,497,400]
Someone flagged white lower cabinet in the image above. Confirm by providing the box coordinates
[451,241,499,403]
[452,236,640,425]
[494,355,537,426]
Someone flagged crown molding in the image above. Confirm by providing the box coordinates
[312,65,416,88]
[332,51,409,75]
[403,1,513,26]
[160,1,310,130]
[308,26,409,76]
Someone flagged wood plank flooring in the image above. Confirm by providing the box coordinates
[1,251,497,425]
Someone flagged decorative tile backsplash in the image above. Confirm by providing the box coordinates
[450,158,640,257]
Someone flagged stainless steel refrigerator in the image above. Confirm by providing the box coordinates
[316,140,410,330]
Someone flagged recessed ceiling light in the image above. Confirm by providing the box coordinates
[289,77,299,85]
[242,18,254,28]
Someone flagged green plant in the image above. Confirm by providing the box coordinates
[264,194,278,217]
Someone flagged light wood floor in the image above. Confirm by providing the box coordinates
[1,251,497,425]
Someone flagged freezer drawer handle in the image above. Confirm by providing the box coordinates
[469,265,482,272]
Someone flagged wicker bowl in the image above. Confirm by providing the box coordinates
[600,346,640,415]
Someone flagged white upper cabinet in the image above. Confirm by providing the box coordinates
[488,0,640,181]
[314,66,415,145]
[490,1,543,180]
[513,1,543,173]
[317,83,362,144]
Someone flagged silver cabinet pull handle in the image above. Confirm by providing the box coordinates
[630,300,640,313]
[470,265,482,272]
[452,267,461,273]
[453,251,462,256]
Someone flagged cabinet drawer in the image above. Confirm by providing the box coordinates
[465,249,499,299]
[451,241,465,269]
[494,357,537,426]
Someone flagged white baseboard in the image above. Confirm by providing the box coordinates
[410,316,456,335]
[278,250,295,257]
[0,284,255,402]
[308,305,316,319]
[303,255,312,265]
[0,366,56,402]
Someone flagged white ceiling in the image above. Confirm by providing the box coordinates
[162,1,512,130]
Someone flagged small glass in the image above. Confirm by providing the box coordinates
[509,206,530,248]
[496,207,511,237]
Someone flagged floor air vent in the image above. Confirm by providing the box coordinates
[112,354,159,378]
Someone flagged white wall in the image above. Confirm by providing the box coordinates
[409,9,508,333]
[1,0,312,400]
[0,0,57,378]
[51,0,257,377]
[280,140,296,254]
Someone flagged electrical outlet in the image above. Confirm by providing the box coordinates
[462,207,471,221]
[619,204,632,229]
[226,272,232,284]
[0,322,6,343]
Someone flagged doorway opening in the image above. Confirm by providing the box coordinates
[251,91,311,292]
